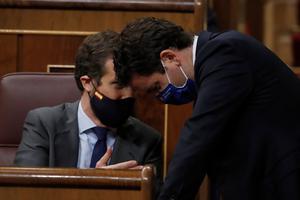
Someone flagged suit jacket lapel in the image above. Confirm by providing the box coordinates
[109,135,137,165]
[109,120,140,165]
[54,101,79,167]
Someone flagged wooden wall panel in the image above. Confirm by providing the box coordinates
[246,0,264,41]
[0,34,17,75]
[212,0,239,31]
[263,0,297,66]
[165,104,193,166]
[212,0,264,41]
[18,35,85,72]
[0,9,195,33]
[134,93,165,137]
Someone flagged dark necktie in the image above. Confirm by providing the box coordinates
[90,127,108,168]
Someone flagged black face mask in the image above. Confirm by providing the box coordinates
[90,91,135,128]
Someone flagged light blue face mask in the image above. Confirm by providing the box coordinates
[157,61,197,105]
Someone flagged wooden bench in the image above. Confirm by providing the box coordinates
[0,165,155,200]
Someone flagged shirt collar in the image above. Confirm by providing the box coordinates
[77,101,97,134]
[192,35,199,66]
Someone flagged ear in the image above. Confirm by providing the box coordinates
[160,49,180,66]
[80,75,93,92]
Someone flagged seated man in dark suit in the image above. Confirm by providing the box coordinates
[14,31,162,178]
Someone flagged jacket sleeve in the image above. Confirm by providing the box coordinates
[158,41,253,200]
[14,110,50,167]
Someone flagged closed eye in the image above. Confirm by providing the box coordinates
[110,80,125,90]
[146,82,161,94]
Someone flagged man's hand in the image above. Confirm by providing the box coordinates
[95,148,142,169]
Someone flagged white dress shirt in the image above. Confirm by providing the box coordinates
[193,35,199,66]
[77,101,116,168]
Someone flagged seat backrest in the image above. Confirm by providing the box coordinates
[0,72,81,166]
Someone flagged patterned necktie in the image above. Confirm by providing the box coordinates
[90,127,108,168]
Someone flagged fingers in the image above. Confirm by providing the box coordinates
[130,165,143,170]
[95,148,113,168]
[101,160,138,169]
[94,148,141,170]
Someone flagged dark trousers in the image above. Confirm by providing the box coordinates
[210,169,300,200]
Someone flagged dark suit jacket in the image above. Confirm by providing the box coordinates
[158,31,300,200]
[14,101,162,175]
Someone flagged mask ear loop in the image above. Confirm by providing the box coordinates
[179,66,188,80]
[161,60,189,88]
[177,66,190,87]
[161,60,172,84]
[89,78,103,100]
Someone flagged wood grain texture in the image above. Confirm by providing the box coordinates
[0,0,194,12]
[212,0,239,31]
[246,0,264,41]
[166,103,193,166]
[0,34,17,75]
[290,66,300,78]
[0,166,154,187]
[133,92,165,135]
[0,188,139,200]
[0,9,195,32]
[0,166,155,200]
[18,34,85,72]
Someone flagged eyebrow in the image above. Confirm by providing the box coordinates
[110,80,126,89]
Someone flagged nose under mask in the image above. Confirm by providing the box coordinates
[90,91,135,128]
[157,61,197,105]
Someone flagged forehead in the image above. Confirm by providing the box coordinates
[130,72,164,91]
[101,58,115,80]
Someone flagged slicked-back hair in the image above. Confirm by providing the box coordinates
[74,31,119,91]
[114,17,193,86]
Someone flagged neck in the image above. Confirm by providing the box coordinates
[178,46,194,80]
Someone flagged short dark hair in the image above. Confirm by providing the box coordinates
[114,17,193,86]
[75,31,119,91]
